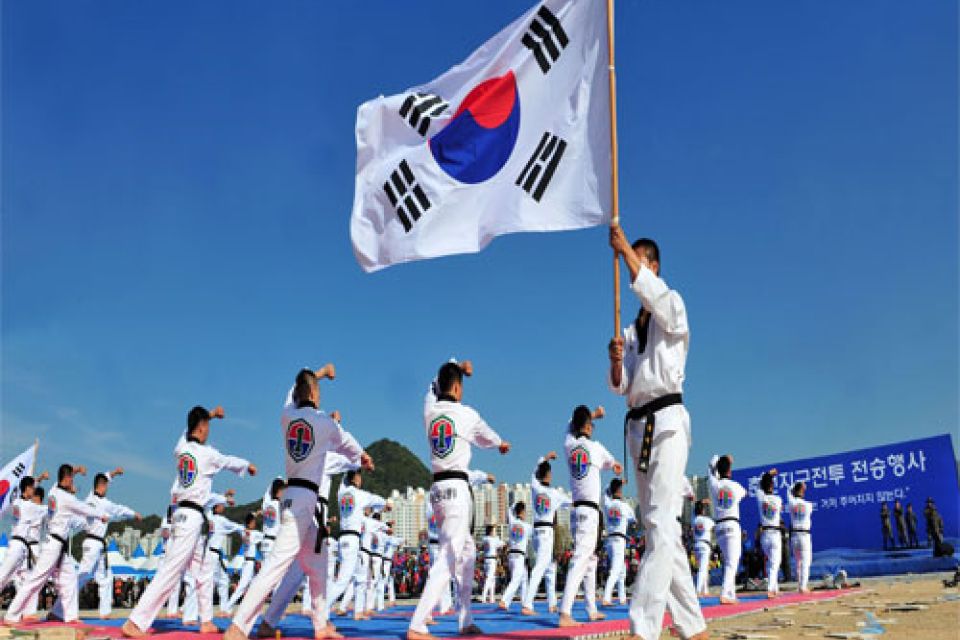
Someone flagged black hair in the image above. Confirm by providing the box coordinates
[514,501,526,517]
[485,524,494,535]
[716,455,732,478]
[57,464,74,484]
[608,477,623,497]
[791,482,804,498]
[270,478,286,499]
[34,487,45,500]
[293,368,318,409]
[372,511,382,521]
[94,473,110,489]
[245,512,257,527]
[631,237,660,266]
[345,470,361,486]
[187,406,211,434]
[19,476,35,494]
[760,472,775,493]
[535,460,552,483]
[570,405,592,436]
[694,501,706,517]
[437,362,463,396]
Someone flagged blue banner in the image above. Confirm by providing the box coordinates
[731,434,958,551]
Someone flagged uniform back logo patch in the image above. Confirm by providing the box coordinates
[568,445,591,480]
[510,524,525,544]
[48,495,57,515]
[177,453,198,488]
[792,503,807,519]
[264,506,278,528]
[717,488,735,510]
[762,499,779,520]
[695,522,705,536]
[429,415,456,459]
[286,419,314,463]
[534,493,551,517]
[340,493,355,519]
[607,507,622,528]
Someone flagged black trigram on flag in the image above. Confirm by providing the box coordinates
[384,160,431,232]
[522,5,569,74]
[12,462,25,478]
[516,132,567,202]
[399,93,449,136]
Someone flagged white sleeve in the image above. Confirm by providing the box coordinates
[66,494,103,520]
[596,443,616,471]
[467,469,489,486]
[734,482,747,502]
[625,503,637,523]
[209,448,250,476]
[464,411,502,449]
[424,381,439,413]
[363,491,386,513]
[283,385,296,410]
[631,266,689,336]
[325,451,361,476]
[607,327,633,395]
[109,500,137,520]
[326,422,364,466]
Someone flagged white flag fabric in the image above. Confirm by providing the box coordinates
[0,444,36,518]
[350,0,611,272]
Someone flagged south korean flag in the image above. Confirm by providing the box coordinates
[350,0,611,272]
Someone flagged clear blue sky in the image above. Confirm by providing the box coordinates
[2,0,957,514]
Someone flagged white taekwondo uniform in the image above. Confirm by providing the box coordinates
[329,482,385,614]
[708,456,746,602]
[500,508,531,608]
[381,533,400,605]
[180,492,230,624]
[610,265,707,640]
[408,377,504,635]
[602,493,636,605]
[127,435,249,632]
[522,458,571,612]
[156,508,183,616]
[226,527,264,610]
[787,493,814,592]
[207,511,244,613]
[230,388,363,637]
[364,517,389,612]
[425,499,454,614]
[5,485,104,623]
[261,451,360,628]
[757,487,783,594]
[692,514,715,596]
[52,473,136,619]
[0,497,47,593]
[480,534,504,603]
[260,484,282,559]
[559,432,615,619]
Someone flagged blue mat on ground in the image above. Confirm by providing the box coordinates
[85,596,771,638]
[810,539,959,579]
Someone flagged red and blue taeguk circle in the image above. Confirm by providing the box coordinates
[429,70,520,184]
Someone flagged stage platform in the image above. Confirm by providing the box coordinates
[9,590,854,640]
[809,539,959,579]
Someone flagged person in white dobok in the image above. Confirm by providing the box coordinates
[708,454,746,605]
[122,406,254,637]
[207,499,245,614]
[608,228,708,640]
[499,502,531,611]
[260,478,286,559]
[226,513,264,610]
[381,527,402,608]
[407,359,510,640]
[787,481,814,593]
[156,503,184,618]
[756,469,783,598]
[225,365,370,640]
[479,525,504,604]
[6,464,109,625]
[601,477,636,607]
[329,468,386,619]
[0,472,49,601]
[424,500,454,619]
[692,500,715,597]
[363,511,389,616]
[51,467,140,620]
[521,454,571,616]
[558,405,620,628]
[180,490,236,625]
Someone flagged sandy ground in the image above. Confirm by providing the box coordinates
[645,572,960,640]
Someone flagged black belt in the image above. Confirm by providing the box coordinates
[695,539,712,549]
[361,547,372,555]
[509,549,525,556]
[608,532,627,540]
[791,529,810,535]
[428,537,439,544]
[287,477,328,552]
[264,534,277,541]
[573,501,604,554]
[573,500,600,512]
[624,393,683,474]
[209,547,228,571]
[340,530,361,539]
[244,557,256,563]
[50,533,69,567]
[715,517,740,525]
[85,533,109,570]
[534,521,555,529]
[12,535,37,569]
[432,470,469,483]
[762,526,781,532]
[484,556,497,561]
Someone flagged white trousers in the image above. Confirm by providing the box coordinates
[410,478,476,634]
[715,521,741,601]
[4,537,76,623]
[263,562,308,626]
[326,535,359,612]
[428,541,453,613]
[0,540,33,592]
[383,558,395,604]
[603,536,628,604]
[500,552,527,607]
[694,541,712,595]
[627,417,706,640]
[760,529,781,594]
[209,548,232,613]
[522,527,557,610]
[53,539,113,619]
[791,533,812,591]
[226,559,256,610]
[481,557,497,602]
[129,509,211,631]
[559,505,599,616]
[181,568,199,623]
[366,555,383,612]
[230,489,329,636]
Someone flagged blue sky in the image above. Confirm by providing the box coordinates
[2,0,957,514]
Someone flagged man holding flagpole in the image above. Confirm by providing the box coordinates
[608,227,707,640]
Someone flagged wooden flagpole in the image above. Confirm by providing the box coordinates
[606,0,621,336]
